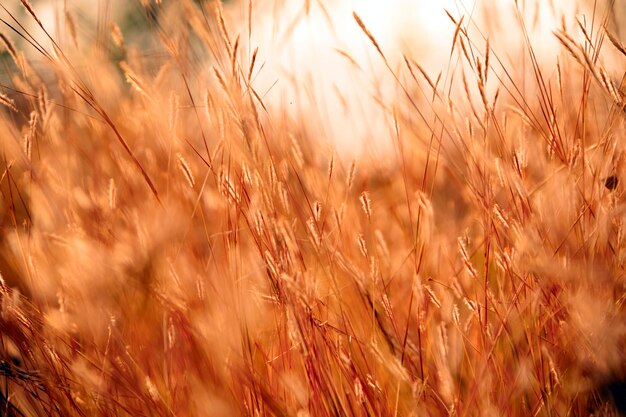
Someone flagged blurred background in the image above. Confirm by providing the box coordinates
[1,0,625,156]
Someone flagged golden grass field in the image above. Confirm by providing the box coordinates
[0,0,625,415]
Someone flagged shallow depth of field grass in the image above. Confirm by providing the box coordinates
[0,0,625,416]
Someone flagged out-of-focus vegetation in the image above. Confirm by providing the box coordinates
[0,1,625,416]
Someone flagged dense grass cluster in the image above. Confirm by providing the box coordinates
[0,0,625,416]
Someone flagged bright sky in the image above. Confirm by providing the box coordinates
[2,0,619,156]
[234,0,610,155]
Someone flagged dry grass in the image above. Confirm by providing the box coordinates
[0,0,625,416]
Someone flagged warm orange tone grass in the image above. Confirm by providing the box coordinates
[0,1,625,416]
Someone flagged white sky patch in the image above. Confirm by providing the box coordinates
[230,0,618,157]
[2,0,622,157]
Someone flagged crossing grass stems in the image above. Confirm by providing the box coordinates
[0,0,625,416]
